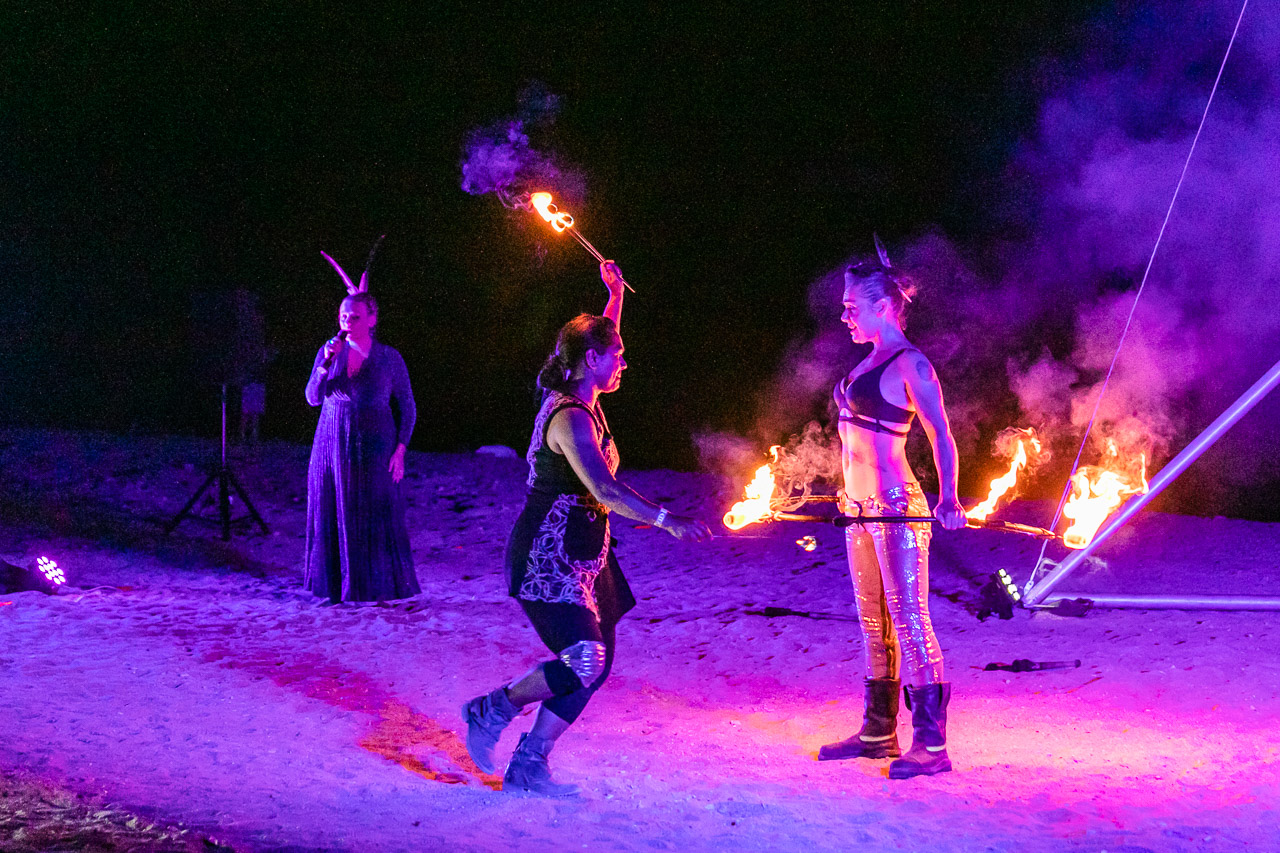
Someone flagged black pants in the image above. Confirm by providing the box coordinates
[519,599,617,724]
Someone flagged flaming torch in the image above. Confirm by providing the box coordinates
[501,189,635,292]
[721,445,1059,540]
[723,449,781,530]
[967,428,1042,522]
[1060,440,1148,550]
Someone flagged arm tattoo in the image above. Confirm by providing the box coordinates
[915,358,934,382]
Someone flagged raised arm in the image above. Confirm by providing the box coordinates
[902,352,965,530]
[600,261,625,333]
[548,408,710,541]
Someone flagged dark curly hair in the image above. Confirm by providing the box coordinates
[537,313,619,393]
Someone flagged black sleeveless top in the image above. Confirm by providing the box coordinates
[525,392,620,497]
[835,349,917,437]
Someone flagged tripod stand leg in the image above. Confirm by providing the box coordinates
[226,468,270,534]
[168,384,270,540]
[166,471,219,534]
[219,468,232,540]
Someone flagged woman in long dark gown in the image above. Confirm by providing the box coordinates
[303,291,419,602]
[462,261,712,796]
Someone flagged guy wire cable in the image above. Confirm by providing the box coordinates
[1027,0,1252,590]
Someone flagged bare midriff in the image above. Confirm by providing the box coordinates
[838,419,918,502]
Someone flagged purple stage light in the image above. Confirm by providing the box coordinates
[36,557,66,587]
[1,555,66,595]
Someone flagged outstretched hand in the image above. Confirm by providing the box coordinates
[663,514,714,543]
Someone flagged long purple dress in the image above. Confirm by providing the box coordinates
[303,340,418,602]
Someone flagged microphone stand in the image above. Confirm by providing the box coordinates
[166,383,270,540]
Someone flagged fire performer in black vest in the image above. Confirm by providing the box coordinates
[463,261,712,796]
[817,246,966,778]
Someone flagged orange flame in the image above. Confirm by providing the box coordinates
[529,192,575,233]
[1061,440,1149,550]
[968,428,1041,521]
[723,448,781,530]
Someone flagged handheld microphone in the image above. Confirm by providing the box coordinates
[322,330,348,370]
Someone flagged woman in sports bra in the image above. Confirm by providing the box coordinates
[817,247,965,779]
[462,261,712,796]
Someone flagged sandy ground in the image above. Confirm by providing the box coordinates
[2,427,1278,852]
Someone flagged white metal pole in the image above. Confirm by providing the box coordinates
[1041,593,1280,611]
[1024,356,1280,607]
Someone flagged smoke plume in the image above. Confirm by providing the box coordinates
[994,0,1280,510]
[459,83,584,202]
[739,0,1280,516]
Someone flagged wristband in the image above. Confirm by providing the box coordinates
[654,507,669,528]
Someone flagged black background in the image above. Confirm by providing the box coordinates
[11,1,1274,519]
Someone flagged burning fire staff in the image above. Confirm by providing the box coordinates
[817,245,965,779]
[463,261,712,796]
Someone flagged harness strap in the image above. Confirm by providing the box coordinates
[839,412,911,437]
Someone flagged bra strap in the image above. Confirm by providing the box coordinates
[838,412,911,437]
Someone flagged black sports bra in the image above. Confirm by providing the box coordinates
[835,349,916,437]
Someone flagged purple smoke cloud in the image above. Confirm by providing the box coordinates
[995,0,1280,497]
[733,0,1280,513]
[459,83,584,203]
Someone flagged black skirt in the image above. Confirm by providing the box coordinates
[505,490,636,629]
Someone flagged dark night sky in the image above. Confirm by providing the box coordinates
[9,1,1276,519]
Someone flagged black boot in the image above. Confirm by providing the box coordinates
[818,678,901,760]
[462,687,518,774]
[503,733,580,797]
[889,683,952,779]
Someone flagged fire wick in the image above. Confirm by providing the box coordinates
[499,188,635,293]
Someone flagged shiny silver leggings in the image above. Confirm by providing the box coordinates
[845,483,944,685]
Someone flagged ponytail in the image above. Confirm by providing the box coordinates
[846,264,918,328]
[537,314,618,393]
[849,235,918,327]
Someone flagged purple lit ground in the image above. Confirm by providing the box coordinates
[2,429,1278,852]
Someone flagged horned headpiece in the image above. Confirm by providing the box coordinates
[873,232,892,269]
[870,233,912,304]
[321,235,386,295]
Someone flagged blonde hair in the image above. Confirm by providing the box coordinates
[846,262,918,325]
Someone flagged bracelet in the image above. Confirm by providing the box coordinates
[316,366,328,375]
[654,507,669,528]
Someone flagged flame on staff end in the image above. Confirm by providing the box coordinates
[529,192,575,232]
[1061,439,1149,550]
[506,188,633,290]
[723,448,781,530]
[968,428,1042,522]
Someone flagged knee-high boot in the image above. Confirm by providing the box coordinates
[888,683,952,779]
[818,678,901,760]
